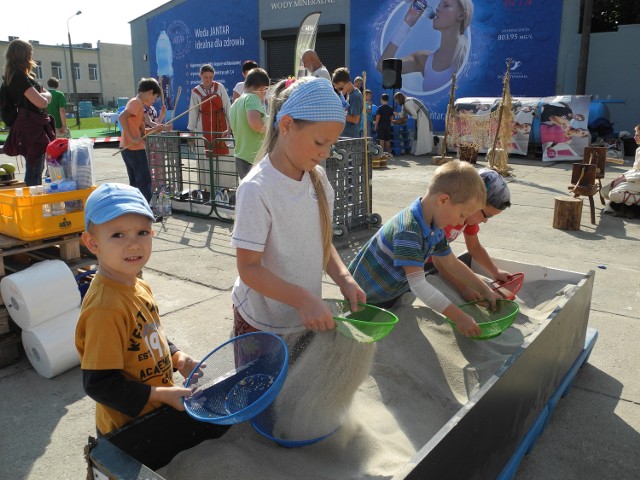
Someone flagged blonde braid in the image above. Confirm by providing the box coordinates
[309,168,332,269]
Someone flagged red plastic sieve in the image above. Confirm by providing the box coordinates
[490,272,525,300]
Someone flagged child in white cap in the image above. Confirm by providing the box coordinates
[429,168,513,302]
[76,183,200,435]
[349,161,501,337]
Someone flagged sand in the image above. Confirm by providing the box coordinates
[158,276,574,479]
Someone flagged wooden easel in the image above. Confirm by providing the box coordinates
[582,146,607,204]
[567,150,600,224]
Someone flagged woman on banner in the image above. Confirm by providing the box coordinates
[377,0,474,93]
[187,64,231,192]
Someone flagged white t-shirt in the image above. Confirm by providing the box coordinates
[233,81,245,97]
[312,66,331,81]
[231,155,334,334]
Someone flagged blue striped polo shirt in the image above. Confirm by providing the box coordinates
[348,197,450,304]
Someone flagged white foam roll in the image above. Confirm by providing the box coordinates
[0,259,81,330]
[21,306,81,379]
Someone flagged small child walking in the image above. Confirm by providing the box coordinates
[374,93,394,155]
[349,161,501,337]
[76,183,200,436]
[231,77,373,440]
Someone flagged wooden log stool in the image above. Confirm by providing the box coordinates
[583,146,607,204]
[568,163,599,224]
[553,196,583,230]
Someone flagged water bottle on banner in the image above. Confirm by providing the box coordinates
[156,30,174,121]
[408,0,435,19]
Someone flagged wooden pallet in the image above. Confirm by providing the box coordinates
[0,331,21,369]
[0,306,10,335]
[0,232,97,277]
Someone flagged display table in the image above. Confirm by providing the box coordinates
[99,112,120,132]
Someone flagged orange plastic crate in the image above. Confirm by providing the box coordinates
[0,186,96,241]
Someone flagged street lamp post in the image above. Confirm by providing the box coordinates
[67,10,82,129]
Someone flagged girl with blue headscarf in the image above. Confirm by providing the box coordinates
[231,76,364,336]
[230,77,374,441]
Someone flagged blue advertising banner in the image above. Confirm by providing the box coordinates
[350,0,563,131]
[146,0,260,130]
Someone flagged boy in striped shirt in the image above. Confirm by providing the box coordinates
[349,161,500,337]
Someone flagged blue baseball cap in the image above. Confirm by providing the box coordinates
[84,183,154,230]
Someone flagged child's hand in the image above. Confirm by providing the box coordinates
[339,276,367,313]
[448,308,482,337]
[493,269,512,283]
[299,295,335,331]
[484,290,501,311]
[172,351,202,380]
[150,385,193,412]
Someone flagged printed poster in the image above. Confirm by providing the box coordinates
[350,0,564,131]
[540,95,591,162]
[454,96,538,156]
[146,0,260,131]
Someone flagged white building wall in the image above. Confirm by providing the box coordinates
[0,40,132,109]
[558,1,640,132]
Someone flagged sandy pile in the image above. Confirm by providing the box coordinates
[159,277,573,479]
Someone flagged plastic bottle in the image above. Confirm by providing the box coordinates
[156,188,166,215]
[151,190,159,216]
[15,187,24,198]
[72,140,93,190]
[58,178,77,192]
[44,177,52,194]
[156,30,174,120]
[162,191,172,216]
[49,184,66,216]
[38,185,52,218]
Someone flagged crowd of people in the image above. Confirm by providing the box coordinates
[2,36,637,446]
[72,72,523,442]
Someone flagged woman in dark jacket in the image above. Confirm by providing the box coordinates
[3,39,54,186]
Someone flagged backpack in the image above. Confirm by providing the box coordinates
[0,78,18,127]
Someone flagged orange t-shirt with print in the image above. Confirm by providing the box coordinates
[75,274,175,434]
[119,97,146,150]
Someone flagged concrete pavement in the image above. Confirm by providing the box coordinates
[0,145,638,479]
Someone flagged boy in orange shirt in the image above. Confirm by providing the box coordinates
[119,78,165,207]
[76,183,200,435]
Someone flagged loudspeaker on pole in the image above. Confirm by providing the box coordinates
[382,58,402,89]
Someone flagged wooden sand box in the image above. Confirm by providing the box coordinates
[159,277,575,479]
